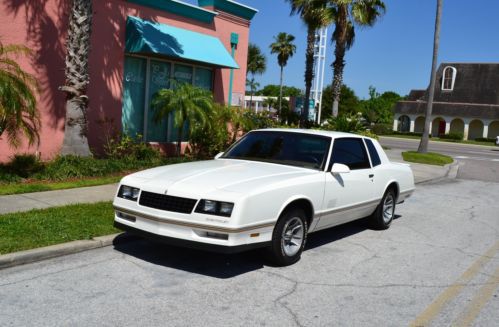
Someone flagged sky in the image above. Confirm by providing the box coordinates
[186,0,499,99]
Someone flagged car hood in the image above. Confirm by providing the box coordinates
[122,159,317,195]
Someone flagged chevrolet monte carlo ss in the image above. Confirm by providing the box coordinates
[113,129,415,265]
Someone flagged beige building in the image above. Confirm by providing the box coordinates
[393,63,499,140]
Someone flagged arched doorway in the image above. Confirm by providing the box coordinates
[488,121,499,138]
[468,120,484,140]
[449,118,464,135]
[431,117,445,137]
[398,115,410,132]
[414,116,425,133]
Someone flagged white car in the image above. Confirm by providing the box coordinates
[113,129,415,265]
[496,136,499,146]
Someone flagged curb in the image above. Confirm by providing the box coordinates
[0,233,129,270]
[379,136,496,149]
[413,161,459,185]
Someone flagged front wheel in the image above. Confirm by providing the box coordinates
[370,189,396,230]
[267,208,308,266]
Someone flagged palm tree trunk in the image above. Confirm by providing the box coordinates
[418,0,443,153]
[331,42,346,118]
[302,26,316,127]
[60,0,92,156]
[279,65,284,120]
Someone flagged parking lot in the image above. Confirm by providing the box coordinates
[1,177,498,326]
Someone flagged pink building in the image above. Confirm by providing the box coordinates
[0,0,257,161]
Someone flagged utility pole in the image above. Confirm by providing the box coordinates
[311,27,327,124]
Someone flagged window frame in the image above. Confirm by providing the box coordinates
[123,54,214,142]
[441,66,457,91]
[328,137,372,171]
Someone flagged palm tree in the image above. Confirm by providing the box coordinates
[287,0,330,126]
[246,78,260,111]
[270,32,297,118]
[418,0,443,153]
[152,82,213,156]
[246,43,266,109]
[0,41,40,148]
[328,0,385,117]
[60,0,93,156]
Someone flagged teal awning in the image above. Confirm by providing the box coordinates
[125,16,239,69]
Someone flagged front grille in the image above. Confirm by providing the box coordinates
[139,191,197,214]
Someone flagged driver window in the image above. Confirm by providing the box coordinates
[329,138,371,170]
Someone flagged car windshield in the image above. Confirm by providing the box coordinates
[222,131,331,170]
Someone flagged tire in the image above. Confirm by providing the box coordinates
[370,188,396,230]
[267,208,308,266]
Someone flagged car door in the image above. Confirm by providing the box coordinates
[315,137,376,230]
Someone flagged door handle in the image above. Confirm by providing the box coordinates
[369,174,374,178]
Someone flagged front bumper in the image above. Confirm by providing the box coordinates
[113,205,274,252]
[114,221,270,253]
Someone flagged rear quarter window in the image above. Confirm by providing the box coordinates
[365,139,381,167]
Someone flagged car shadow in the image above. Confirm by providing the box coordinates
[113,233,265,279]
[113,215,402,279]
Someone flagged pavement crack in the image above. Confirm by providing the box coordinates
[259,270,303,327]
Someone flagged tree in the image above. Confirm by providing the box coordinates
[0,41,40,148]
[60,0,93,156]
[152,82,213,156]
[320,84,359,122]
[287,0,330,126]
[246,78,260,111]
[328,0,385,117]
[360,86,401,124]
[418,0,443,153]
[256,84,303,97]
[246,43,266,110]
[270,32,297,117]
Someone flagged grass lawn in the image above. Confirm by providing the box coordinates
[0,175,122,196]
[402,151,454,166]
[0,201,117,255]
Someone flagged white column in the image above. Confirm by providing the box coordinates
[483,124,489,138]
[445,122,451,135]
[463,123,469,140]
[393,119,399,132]
[410,119,415,133]
[255,101,259,113]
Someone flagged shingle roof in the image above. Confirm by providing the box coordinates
[395,63,499,119]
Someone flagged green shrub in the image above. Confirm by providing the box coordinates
[474,137,495,142]
[6,154,44,178]
[370,123,393,135]
[357,130,379,140]
[322,114,366,133]
[392,131,425,137]
[439,133,463,141]
[189,104,232,158]
[103,132,161,161]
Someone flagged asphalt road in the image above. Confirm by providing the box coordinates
[1,178,498,327]
[379,137,499,182]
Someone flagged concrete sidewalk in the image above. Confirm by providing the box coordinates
[0,155,456,215]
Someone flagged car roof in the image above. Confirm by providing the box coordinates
[252,128,367,139]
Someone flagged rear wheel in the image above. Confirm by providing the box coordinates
[267,208,308,266]
[370,188,396,230]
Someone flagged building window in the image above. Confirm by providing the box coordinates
[442,66,457,91]
[122,56,213,142]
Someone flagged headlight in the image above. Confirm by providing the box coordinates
[118,185,140,201]
[195,199,234,217]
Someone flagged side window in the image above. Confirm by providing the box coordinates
[365,139,381,167]
[329,138,371,170]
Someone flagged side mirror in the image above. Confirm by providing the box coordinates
[331,163,350,175]
[214,152,224,159]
